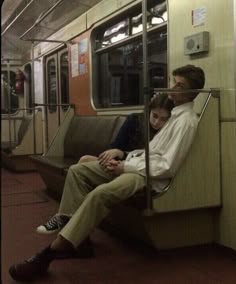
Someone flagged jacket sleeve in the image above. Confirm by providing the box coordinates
[109,114,136,151]
[123,119,198,178]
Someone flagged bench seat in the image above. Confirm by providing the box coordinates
[31,114,127,199]
[31,156,77,174]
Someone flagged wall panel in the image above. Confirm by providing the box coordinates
[169,0,236,250]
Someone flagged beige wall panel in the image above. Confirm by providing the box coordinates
[46,108,74,157]
[220,90,236,120]
[144,210,215,249]
[108,206,216,249]
[169,0,235,251]
[153,97,221,212]
[218,123,236,249]
[12,111,43,155]
[34,15,87,58]
[53,14,87,41]
[168,0,235,118]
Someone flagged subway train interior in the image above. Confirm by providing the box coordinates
[1,0,236,283]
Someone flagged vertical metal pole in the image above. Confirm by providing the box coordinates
[31,42,36,154]
[7,60,12,149]
[142,0,153,214]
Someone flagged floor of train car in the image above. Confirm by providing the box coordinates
[1,168,236,284]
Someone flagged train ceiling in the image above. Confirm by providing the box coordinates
[1,0,103,61]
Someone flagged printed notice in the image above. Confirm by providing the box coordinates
[192,7,206,27]
[79,38,88,75]
[71,43,79,77]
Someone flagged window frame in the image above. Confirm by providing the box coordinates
[90,2,168,111]
[1,70,19,114]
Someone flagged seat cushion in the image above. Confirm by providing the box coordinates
[64,116,126,159]
[31,155,77,172]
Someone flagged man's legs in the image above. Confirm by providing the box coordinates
[9,162,145,281]
[59,169,146,248]
[37,161,114,234]
[58,161,115,215]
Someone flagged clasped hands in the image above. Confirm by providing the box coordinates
[98,149,124,176]
[101,159,124,175]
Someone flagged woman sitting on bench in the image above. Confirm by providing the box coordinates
[78,93,175,167]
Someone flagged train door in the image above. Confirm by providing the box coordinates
[45,48,69,147]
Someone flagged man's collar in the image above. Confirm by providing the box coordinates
[171,102,194,116]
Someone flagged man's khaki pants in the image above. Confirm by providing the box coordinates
[58,161,146,248]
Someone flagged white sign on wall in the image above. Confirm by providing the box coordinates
[192,7,206,27]
[34,60,44,104]
[71,43,79,77]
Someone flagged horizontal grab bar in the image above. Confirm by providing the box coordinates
[33,103,74,107]
[153,87,220,95]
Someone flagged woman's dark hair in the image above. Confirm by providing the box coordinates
[172,64,205,90]
[150,93,175,114]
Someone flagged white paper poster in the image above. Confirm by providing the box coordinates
[71,43,79,77]
[192,7,206,27]
[79,38,88,75]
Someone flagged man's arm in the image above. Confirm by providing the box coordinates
[123,118,198,179]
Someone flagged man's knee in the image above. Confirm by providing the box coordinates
[69,163,81,172]
[85,187,114,207]
[69,161,99,179]
[68,163,87,177]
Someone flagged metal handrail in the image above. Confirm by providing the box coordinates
[2,107,42,111]
[152,90,220,202]
[33,103,72,107]
[142,0,153,216]
[20,0,65,40]
[44,104,74,151]
[142,89,220,211]
[1,107,43,153]
[153,87,220,95]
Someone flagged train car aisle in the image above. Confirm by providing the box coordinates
[1,168,236,284]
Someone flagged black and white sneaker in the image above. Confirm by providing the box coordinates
[36,215,70,234]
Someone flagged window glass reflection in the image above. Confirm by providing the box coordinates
[47,59,57,113]
[96,29,167,108]
[24,64,32,113]
[93,0,168,109]
[101,20,129,48]
[60,53,69,111]
[1,71,19,113]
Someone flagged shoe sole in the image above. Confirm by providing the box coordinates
[36,227,61,235]
[9,265,48,282]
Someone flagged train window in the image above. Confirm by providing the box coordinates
[97,2,167,49]
[150,0,167,25]
[59,52,69,111]
[92,0,167,109]
[24,64,32,113]
[1,71,19,113]
[100,19,129,48]
[47,59,57,113]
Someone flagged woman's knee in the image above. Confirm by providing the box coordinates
[78,155,98,163]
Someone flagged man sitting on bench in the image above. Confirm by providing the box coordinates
[9,64,205,282]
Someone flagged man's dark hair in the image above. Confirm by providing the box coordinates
[172,65,205,90]
[150,93,174,114]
